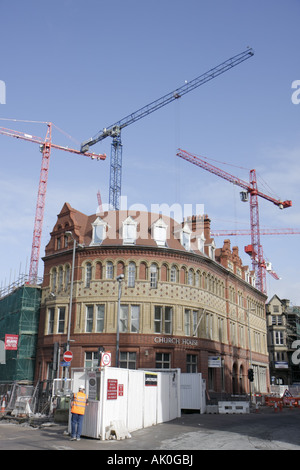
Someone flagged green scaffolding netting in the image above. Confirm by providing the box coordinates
[0,286,41,382]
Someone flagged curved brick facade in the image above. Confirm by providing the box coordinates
[35,203,269,395]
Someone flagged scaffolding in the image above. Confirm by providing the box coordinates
[0,273,42,299]
[0,282,41,383]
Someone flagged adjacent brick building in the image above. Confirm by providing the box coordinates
[266,295,300,385]
[34,203,269,395]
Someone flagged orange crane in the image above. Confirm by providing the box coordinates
[177,148,292,294]
[0,122,106,284]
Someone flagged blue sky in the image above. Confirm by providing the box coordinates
[0,0,299,304]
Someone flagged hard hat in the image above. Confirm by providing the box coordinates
[79,385,85,390]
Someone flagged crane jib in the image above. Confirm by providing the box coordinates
[80,48,254,152]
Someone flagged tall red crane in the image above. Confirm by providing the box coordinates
[176,148,292,294]
[0,122,106,284]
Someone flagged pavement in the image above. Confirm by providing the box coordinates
[1,406,300,453]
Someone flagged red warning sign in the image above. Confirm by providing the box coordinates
[107,379,118,400]
[5,334,19,350]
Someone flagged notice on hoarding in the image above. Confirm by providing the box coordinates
[107,379,118,400]
[5,334,19,350]
[145,372,158,386]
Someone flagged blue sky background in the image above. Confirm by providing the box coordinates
[0,0,299,304]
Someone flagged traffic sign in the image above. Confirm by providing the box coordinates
[100,352,111,367]
[63,350,73,362]
[60,361,70,367]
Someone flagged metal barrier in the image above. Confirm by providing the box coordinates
[206,405,219,414]
[218,401,250,414]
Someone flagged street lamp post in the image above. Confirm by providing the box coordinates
[65,231,83,381]
[116,274,124,367]
[247,308,255,407]
[65,232,76,356]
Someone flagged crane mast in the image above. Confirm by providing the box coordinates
[81,48,254,210]
[176,148,292,293]
[29,123,52,284]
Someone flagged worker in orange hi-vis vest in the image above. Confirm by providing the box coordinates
[70,385,88,441]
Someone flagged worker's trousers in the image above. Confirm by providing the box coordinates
[71,412,84,438]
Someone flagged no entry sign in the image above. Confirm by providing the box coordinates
[63,350,73,362]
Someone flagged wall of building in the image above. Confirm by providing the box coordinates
[35,204,269,395]
[266,295,300,385]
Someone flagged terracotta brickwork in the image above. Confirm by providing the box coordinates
[35,204,270,395]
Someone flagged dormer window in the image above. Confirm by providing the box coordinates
[122,216,137,245]
[208,240,216,260]
[152,218,168,247]
[90,217,107,245]
[250,273,256,287]
[197,233,206,253]
[228,261,234,271]
[181,223,192,251]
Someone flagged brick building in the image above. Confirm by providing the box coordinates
[266,295,300,385]
[34,203,269,395]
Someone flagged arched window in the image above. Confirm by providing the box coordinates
[85,262,92,287]
[117,261,125,277]
[150,263,158,288]
[51,268,57,292]
[188,269,194,286]
[170,265,178,283]
[160,264,168,282]
[203,273,207,290]
[65,264,70,288]
[180,267,187,284]
[95,262,102,280]
[106,261,114,279]
[128,262,136,287]
[139,262,147,280]
[58,266,63,291]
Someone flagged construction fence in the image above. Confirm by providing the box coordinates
[0,380,54,417]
